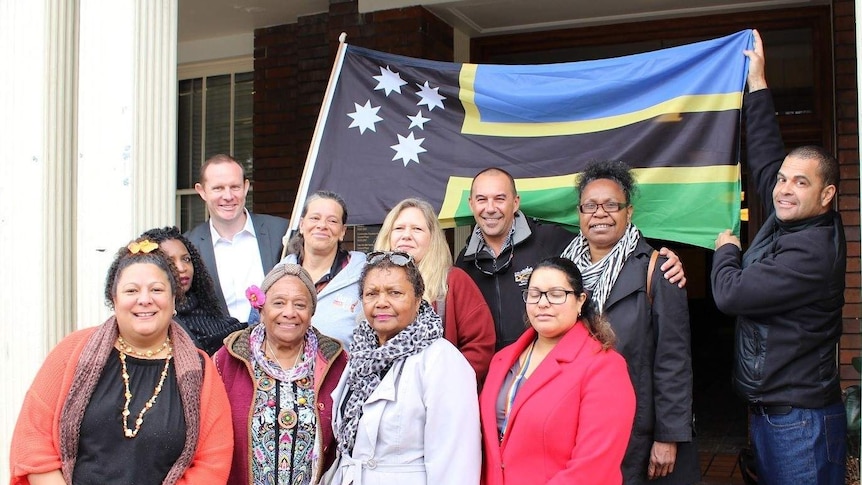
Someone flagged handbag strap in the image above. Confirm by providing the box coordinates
[646,250,659,304]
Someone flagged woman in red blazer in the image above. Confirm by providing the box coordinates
[480,257,636,485]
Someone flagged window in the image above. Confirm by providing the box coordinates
[177,64,254,231]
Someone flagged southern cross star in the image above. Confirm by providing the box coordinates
[391,132,426,166]
[407,111,430,130]
[347,100,383,134]
[373,66,408,96]
[415,81,446,111]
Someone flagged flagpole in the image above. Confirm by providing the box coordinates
[282,32,350,259]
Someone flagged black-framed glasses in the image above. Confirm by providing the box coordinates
[522,288,577,305]
[366,250,414,266]
[473,249,514,276]
[579,202,629,214]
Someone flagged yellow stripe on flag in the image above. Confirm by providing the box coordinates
[459,64,743,137]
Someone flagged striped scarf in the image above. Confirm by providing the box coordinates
[560,223,641,313]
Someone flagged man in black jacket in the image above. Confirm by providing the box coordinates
[711,30,846,485]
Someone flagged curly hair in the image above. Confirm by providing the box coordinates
[527,257,616,350]
[140,226,228,317]
[104,238,181,309]
[577,160,639,204]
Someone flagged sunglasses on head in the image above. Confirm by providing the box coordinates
[366,250,414,266]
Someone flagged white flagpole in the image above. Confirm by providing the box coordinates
[282,32,350,258]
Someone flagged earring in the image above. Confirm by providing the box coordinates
[173,310,177,316]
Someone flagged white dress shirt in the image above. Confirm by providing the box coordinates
[210,212,265,321]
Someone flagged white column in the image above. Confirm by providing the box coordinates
[44,0,80,351]
[0,0,73,482]
[1,0,180,479]
[76,0,179,328]
[77,0,135,328]
[132,0,177,233]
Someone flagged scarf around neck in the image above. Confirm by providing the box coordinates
[58,317,203,485]
[248,322,318,383]
[335,300,443,455]
[561,223,641,312]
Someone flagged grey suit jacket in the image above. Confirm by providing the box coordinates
[185,212,290,315]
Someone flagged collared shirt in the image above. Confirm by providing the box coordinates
[473,224,515,258]
[210,211,265,321]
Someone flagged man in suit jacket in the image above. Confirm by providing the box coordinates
[185,154,289,321]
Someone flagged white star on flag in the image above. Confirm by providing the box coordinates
[407,111,430,130]
[415,81,446,111]
[373,66,408,96]
[391,132,427,166]
[347,100,383,134]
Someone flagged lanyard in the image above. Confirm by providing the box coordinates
[500,339,536,441]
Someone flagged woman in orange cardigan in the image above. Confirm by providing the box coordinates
[480,257,635,485]
[10,238,233,485]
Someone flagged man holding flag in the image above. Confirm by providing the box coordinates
[711,30,847,485]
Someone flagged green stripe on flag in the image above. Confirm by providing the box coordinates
[440,165,740,249]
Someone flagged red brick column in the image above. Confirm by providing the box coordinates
[833,0,861,388]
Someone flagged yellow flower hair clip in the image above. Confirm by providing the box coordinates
[128,239,159,254]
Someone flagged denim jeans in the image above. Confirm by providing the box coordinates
[750,402,846,485]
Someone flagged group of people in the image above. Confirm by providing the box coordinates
[10,29,847,485]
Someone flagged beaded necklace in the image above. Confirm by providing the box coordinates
[117,338,173,438]
[117,334,171,357]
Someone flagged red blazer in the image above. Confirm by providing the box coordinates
[439,267,496,387]
[479,323,635,485]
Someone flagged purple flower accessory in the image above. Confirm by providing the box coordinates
[246,285,266,310]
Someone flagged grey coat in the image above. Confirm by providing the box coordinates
[602,237,699,485]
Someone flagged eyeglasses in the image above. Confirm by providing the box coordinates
[366,250,414,266]
[473,249,514,276]
[578,202,629,214]
[522,288,577,305]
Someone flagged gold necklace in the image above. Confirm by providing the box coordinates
[265,338,304,369]
[118,340,173,438]
[117,335,171,357]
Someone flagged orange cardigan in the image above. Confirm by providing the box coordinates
[10,326,234,485]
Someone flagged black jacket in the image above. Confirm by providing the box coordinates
[711,89,846,408]
[455,213,573,350]
[605,238,699,485]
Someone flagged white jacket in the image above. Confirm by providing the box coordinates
[326,339,481,485]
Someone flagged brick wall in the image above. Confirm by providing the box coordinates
[252,0,452,219]
[833,0,861,389]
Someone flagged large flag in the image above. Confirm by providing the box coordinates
[293,30,751,249]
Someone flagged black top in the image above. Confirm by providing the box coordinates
[175,293,245,355]
[73,349,186,485]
